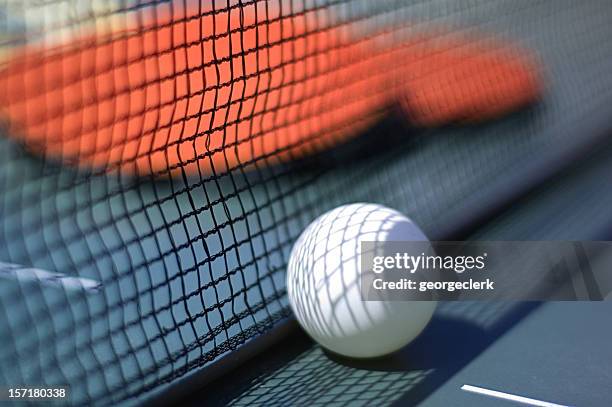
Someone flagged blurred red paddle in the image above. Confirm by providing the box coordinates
[0,5,542,177]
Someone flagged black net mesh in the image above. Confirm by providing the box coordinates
[0,0,611,405]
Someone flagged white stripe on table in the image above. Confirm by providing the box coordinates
[461,384,573,407]
[0,261,102,292]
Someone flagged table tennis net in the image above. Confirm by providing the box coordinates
[0,0,558,404]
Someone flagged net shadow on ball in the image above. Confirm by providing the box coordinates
[287,203,437,359]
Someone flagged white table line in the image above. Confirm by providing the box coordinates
[461,384,573,407]
[0,261,102,293]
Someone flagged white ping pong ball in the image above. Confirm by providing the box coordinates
[287,203,437,358]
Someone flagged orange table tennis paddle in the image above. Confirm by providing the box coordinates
[0,6,542,177]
